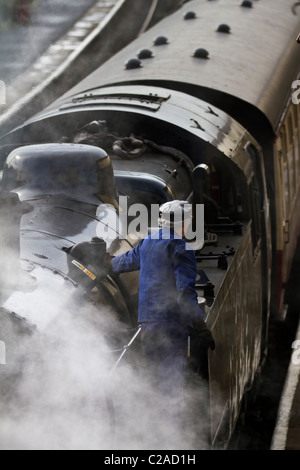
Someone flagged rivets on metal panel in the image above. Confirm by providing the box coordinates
[217,24,231,34]
[125,58,142,70]
[193,48,209,59]
[154,36,169,46]
[241,0,253,7]
[137,49,154,59]
[184,11,197,20]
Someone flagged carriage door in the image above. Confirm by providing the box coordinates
[274,101,300,316]
[246,143,271,350]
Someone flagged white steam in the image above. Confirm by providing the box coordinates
[0,243,209,450]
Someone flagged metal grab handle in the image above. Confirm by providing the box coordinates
[284,219,290,245]
[110,326,142,372]
[292,2,300,15]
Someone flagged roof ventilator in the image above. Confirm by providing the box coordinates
[154,36,169,46]
[217,24,231,34]
[241,0,253,7]
[125,58,142,70]
[193,48,209,59]
[137,49,154,59]
[184,11,197,20]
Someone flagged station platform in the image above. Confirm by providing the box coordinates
[271,319,300,450]
[0,0,121,134]
[0,0,100,84]
[0,0,179,137]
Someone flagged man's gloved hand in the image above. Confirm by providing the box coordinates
[105,254,115,277]
[106,254,114,267]
[91,254,115,280]
[192,318,216,351]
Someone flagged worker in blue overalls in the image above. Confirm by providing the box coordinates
[109,200,215,435]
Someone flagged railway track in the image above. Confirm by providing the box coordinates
[0,0,181,137]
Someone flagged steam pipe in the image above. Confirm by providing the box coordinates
[192,164,210,231]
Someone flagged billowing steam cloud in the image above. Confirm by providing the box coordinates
[0,258,210,450]
[0,195,209,451]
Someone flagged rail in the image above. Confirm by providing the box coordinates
[0,0,181,138]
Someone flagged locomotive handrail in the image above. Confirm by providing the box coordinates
[292,2,300,14]
[110,325,142,373]
[59,98,162,112]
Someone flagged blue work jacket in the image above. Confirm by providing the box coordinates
[111,228,205,326]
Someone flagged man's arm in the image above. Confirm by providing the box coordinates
[111,241,142,275]
[172,243,215,350]
[172,241,205,324]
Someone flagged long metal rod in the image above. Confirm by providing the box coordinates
[110,326,142,372]
[104,325,142,444]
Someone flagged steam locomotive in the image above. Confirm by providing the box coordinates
[0,0,299,448]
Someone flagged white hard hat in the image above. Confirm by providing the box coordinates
[158,200,193,227]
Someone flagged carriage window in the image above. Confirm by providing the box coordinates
[293,104,300,177]
[292,100,298,126]
[288,114,294,146]
[248,182,260,251]
[294,102,300,161]
[246,144,264,252]
[287,113,297,197]
[280,125,288,157]
[280,128,290,216]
